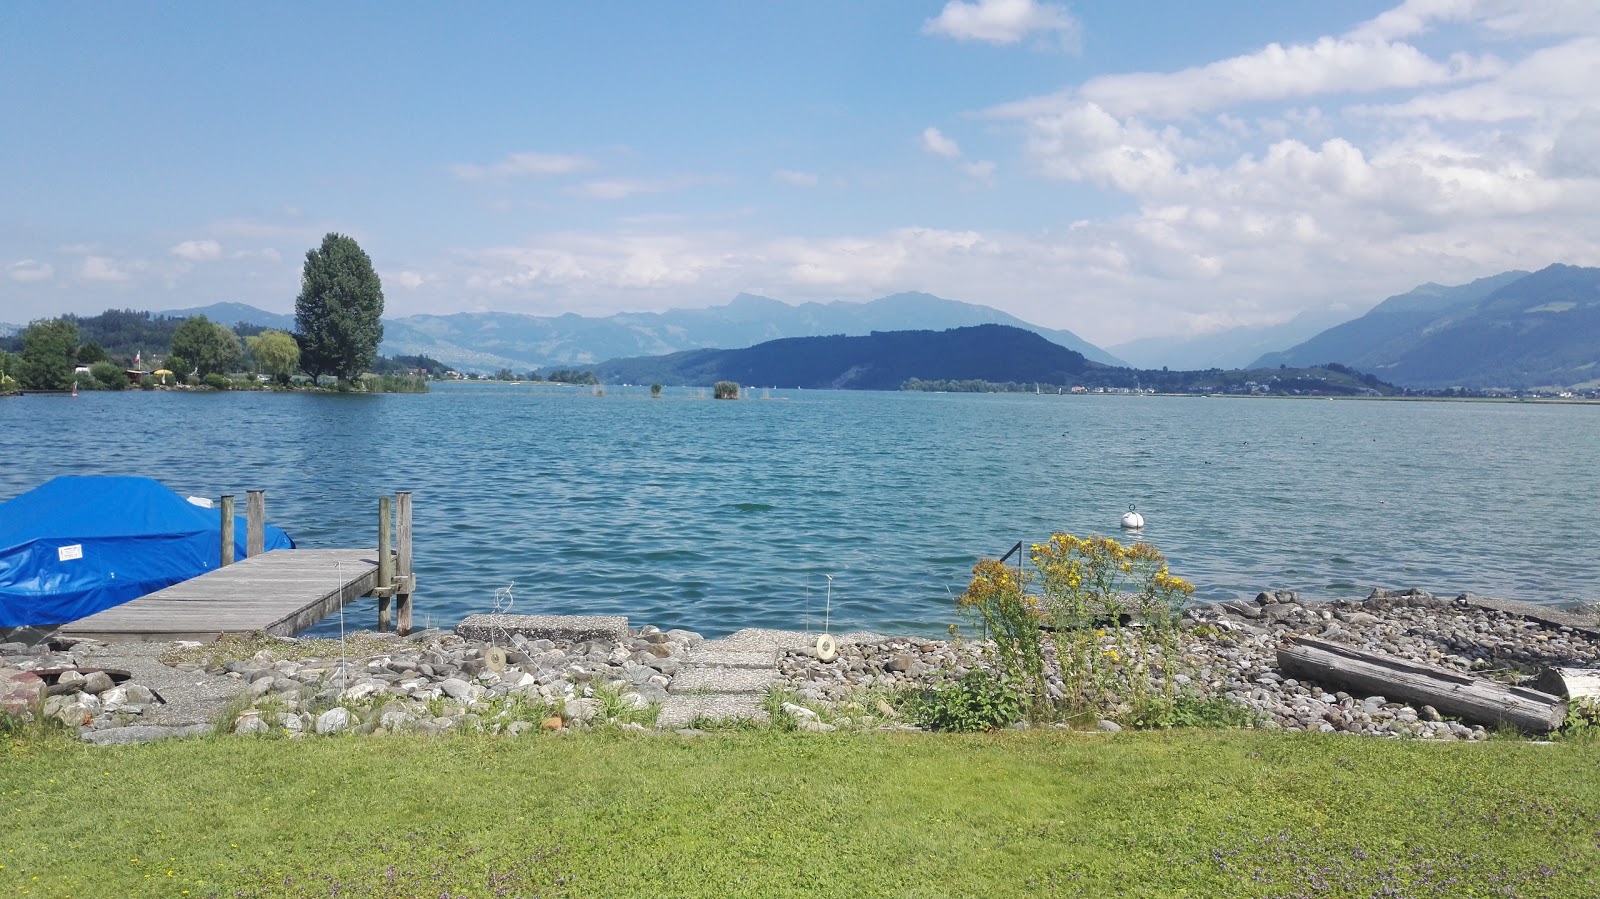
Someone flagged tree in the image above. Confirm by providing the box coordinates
[90,361,127,391]
[246,329,300,384]
[76,342,108,365]
[19,319,79,390]
[0,350,21,389]
[295,233,384,382]
[170,315,242,376]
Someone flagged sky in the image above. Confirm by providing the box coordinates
[4,0,1599,347]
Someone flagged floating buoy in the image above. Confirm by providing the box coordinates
[1120,504,1145,530]
[816,633,838,662]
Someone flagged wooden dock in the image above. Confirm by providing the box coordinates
[61,549,388,643]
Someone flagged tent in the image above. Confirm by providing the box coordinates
[0,476,294,627]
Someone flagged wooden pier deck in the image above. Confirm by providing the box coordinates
[60,549,387,643]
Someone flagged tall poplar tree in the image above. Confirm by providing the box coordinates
[295,233,384,382]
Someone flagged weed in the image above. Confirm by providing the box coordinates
[905,669,1022,732]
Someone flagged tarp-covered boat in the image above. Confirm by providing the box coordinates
[0,476,294,627]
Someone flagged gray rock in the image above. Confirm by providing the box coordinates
[315,707,352,734]
[234,713,268,736]
[1097,720,1122,732]
[439,678,473,700]
[564,697,599,723]
[80,671,115,695]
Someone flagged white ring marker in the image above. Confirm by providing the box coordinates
[484,646,507,671]
[816,633,838,662]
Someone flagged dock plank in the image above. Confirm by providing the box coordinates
[61,548,387,643]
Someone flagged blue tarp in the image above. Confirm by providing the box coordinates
[0,476,293,627]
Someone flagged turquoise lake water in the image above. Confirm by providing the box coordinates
[3,385,1596,637]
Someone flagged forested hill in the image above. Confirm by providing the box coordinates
[594,324,1099,390]
[593,324,1403,396]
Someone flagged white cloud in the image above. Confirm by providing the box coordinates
[921,127,962,159]
[6,260,54,282]
[773,169,819,187]
[229,248,283,263]
[923,0,1080,49]
[1072,39,1499,120]
[450,151,593,181]
[962,160,997,179]
[571,178,662,200]
[79,256,131,283]
[170,239,222,262]
[393,270,426,289]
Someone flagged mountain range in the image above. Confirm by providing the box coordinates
[161,292,1126,372]
[1253,264,1599,389]
[1108,308,1356,371]
[141,262,1600,390]
[595,324,1400,396]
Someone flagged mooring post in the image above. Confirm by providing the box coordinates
[246,490,266,558]
[377,494,394,632]
[396,491,414,636]
[220,495,235,567]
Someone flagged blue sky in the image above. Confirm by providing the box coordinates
[4,1,1598,347]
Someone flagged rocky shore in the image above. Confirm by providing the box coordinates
[1,589,1595,743]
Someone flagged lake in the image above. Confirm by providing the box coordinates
[2,385,1595,638]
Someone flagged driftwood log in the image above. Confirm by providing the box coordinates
[1533,668,1600,702]
[1277,637,1567,733]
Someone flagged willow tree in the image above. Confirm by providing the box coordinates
[295,233,384,383]
[246,329,300,384]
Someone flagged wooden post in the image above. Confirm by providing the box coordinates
[219,495,235,567]
[377,494,393,632]
[396,491,413,636]
[246,490,266,558]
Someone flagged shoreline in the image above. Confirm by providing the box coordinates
[5,588,1594,744]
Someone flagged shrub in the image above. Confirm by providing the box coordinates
[713,381,739,399]
[89,361,128,390]
[651,383,662,397]
[202,372,230,390]
[908,670,1021,732]
[956,533,1197,726]
[957,559,1046,717]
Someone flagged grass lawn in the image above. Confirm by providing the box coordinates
[3,729,1597,898]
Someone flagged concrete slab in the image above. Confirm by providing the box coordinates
[656,693,769,728]
[670,666,778,694]
[455,614,628,644]
[686,649,777,669]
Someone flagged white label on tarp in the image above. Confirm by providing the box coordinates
[58,544,84,562]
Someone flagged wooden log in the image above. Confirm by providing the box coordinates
[377,494,393,632]
[219,495,235,567]
[1533,668,1600,702]
[396,491,413,636]
[1277,636,1567,733]
[246,490,266,558]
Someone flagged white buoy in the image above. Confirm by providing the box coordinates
[1120,504,1145,530]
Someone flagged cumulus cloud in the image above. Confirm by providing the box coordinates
[393,270,426,289]
[170,239,222,262]
[923,0,1080,49]
[79,256,131,283]
[773,169,819,187]
[921,126,962,158]
[6,260,54,282]
[450,151,594,181]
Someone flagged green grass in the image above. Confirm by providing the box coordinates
[2,731,1598,897]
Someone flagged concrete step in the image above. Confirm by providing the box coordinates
[684,649,777,668]
[669,665,779,695]
[656,692,770,729]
